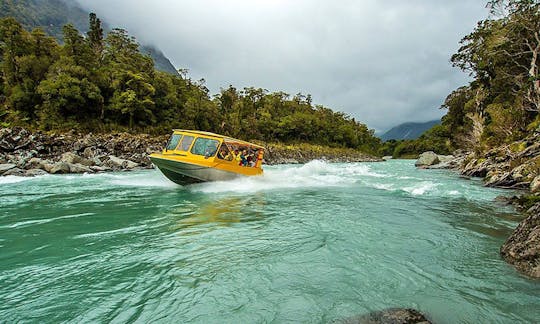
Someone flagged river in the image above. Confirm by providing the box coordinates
[0,160,538,323]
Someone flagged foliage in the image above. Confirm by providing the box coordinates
[0,15,381,154]
[409,0,539,155]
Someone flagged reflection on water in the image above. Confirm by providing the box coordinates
[173,195,266,232]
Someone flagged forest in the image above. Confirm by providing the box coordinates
[0,14,381,154]
[394,0,540,157]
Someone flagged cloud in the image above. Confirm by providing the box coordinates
[75,0,488,131]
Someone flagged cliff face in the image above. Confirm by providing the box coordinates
[459,126,540,193]
[500,203,540,278]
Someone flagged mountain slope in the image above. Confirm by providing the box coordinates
[0,0,177,75]
[380,120,440,141]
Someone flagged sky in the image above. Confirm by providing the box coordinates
[75,0,489,132]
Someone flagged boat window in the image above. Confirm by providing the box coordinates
[191,138,220,157]
[166,134,182,151]
[178,135,195,151]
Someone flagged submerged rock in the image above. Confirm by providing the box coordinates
[337,308,432,324]
[500,203,540,278]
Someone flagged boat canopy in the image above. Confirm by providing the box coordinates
[172,129,265,150]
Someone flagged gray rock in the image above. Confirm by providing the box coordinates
[0,163,17,175]
[49,162,71,174]
[68,163,93,173]
[531,176,540,193]
[382,156,393,160]
[2,167,25,176]
[415,151,439,167]
[90,165,112,172]
[336,308,431,324]
[60,152,94,167]
[437,155,454,163]
[25,157,46,170]
[500,203,540,278]
[25,168,48,176]
[107,155,139,169]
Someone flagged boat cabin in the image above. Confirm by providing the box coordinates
[162,130,265,170]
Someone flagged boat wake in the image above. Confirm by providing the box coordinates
[190,160,385,194]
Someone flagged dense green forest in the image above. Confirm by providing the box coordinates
[395,0,539,157]
[0,15,381,153]
[0,0,178,74]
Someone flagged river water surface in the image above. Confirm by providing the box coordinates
[0,160,538,323]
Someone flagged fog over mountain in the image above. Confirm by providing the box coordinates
[74,0,489,131]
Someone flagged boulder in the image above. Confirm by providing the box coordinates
[415,151,439,167]
[68,163,93,173]
[336,308,431,324]
[500,203,540,278]
[60,152,94,166]
[531,176,540,194]
[106,155,139,169]
[0,163,17,175]
[49,162,71,174]
[2,167,25,176]
[437,155,454,163]
[25,157,46,170]
[90,165,112,172]
[25,168,48,177]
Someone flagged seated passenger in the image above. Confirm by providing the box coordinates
[217,148,228,160]
[240,150,248,166]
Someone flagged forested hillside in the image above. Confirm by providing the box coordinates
[0,15,381,153]
[389,0,539,158]
[0,0,178,74]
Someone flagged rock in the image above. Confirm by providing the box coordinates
[437,155,454,163]
[2,167,25,176]
[25,157,47,170]
[0,163,17,175]
[49,162,71,174]
[415,151,439,167]
[25,168,48,177]
[68,163,93,173]
[60,152,94,166]
[90,165,112,172]
[60,152,80,164]
[530,176,540,194]
[382,156,393,160]
[336,308,432,324]
[106,155,139,169]
[500,203,540,278]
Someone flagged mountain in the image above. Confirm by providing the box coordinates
[0,0,178,75]
[380,119,440,141]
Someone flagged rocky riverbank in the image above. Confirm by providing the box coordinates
[0,127,381,177]
[414,127,540,279]
[0,127,167,177]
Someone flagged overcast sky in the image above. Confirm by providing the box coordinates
[75,0,489,132]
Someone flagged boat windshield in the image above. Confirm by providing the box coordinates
[191,137,220,157]
[166,134,182,150]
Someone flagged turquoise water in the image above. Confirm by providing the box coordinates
[0,160,538,323]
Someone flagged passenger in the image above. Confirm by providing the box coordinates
[240,150,248,166]
[217,148,228,160]
[234,149,242,164]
